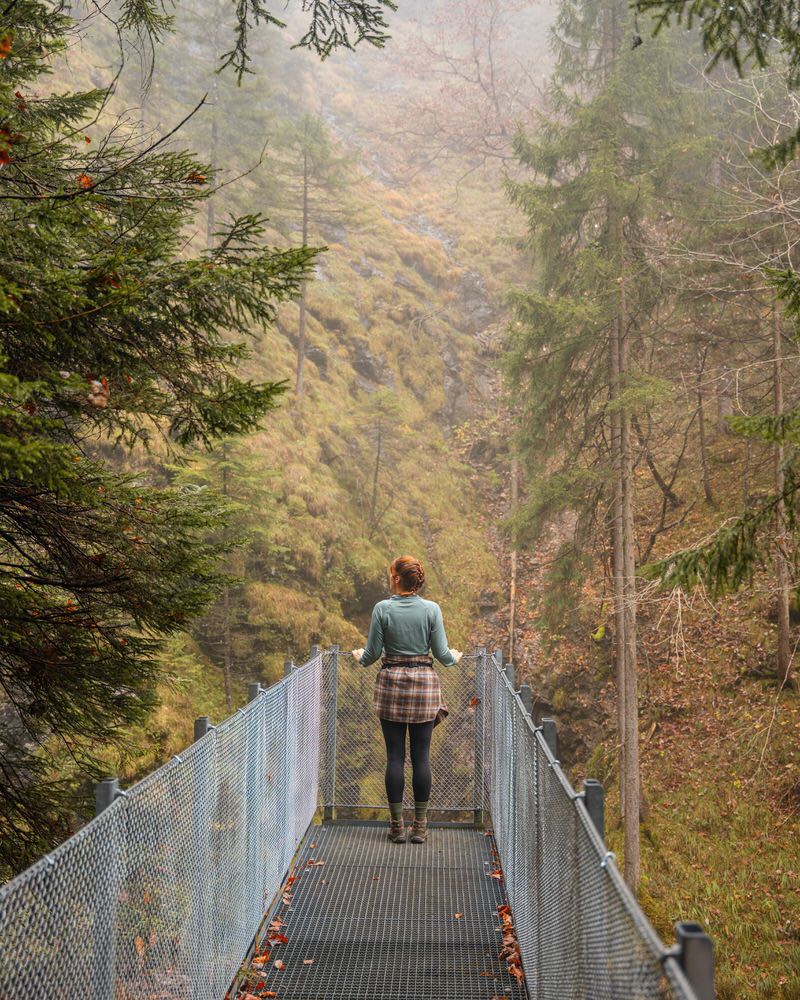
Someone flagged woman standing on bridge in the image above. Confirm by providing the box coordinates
[352,555,462,845]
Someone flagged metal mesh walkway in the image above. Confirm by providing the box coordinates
[239,823,528,1000]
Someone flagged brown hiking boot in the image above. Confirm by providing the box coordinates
[410,818,427,844]
[388,819,406,843]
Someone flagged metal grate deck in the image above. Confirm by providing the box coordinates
[238,823,529,1000]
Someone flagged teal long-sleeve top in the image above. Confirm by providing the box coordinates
[358,594,457,667]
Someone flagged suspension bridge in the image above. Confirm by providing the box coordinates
[0,647,715,999]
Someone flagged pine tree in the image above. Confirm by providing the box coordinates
[0,2,317,876]
[503,0,702,889]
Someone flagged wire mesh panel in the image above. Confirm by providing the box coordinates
[482,649,702,1000]
[327,650,481,813]
[0,653,323,1000]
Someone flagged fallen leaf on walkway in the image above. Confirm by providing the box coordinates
[509,965,525,982]
[454,912,463,919]
[267,933,288,946]
[489,869,503,880]
[372,876,380,881]
[134,935,145,956]
[469,696,481,708]
[274,959,285,971]
[303,958,315,965]
[307,859,325,866]
[310,842,317,849]
[263,993,278,998]
[251,952,270,967]
[479,971,498,977]
[239,993,259,999]
[269,919,283,931]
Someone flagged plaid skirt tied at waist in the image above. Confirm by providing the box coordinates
[373,654,449,727]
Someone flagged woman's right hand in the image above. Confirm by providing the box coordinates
[449,648,463,663]
[351,648,365,663]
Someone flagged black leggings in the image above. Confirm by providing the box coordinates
[379,718,435,803]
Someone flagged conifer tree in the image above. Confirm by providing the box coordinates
[0,1,317,875]
[503,0,701,888]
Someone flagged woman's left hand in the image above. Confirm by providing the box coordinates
[351,647,365,662]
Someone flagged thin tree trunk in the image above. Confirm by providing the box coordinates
[206,6,221,251]
[696,349,715,506]
[509,456,519,664]
[610,314,626,825]
[221,444,233,711]
[296,145,310,404]
[618,275,640,891]
[368,420,382,536]
[773,303,792,685]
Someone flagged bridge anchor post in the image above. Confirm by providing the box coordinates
[541,717,558,759]
[670,921,715,1000]
[581,778,604,840]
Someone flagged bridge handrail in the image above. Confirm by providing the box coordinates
[483,648,710,1000]
[0,648,327,1000]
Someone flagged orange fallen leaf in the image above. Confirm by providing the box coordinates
[310,842,317,849]
[469,696,481,708]
[303,958,315,965]
[274,959,285,971]
[454,912,463,919]
[267,933,288,946]
[307,859,325,866]
[134,935,145,956]
[509,965,525,982]
[489,869,503,880]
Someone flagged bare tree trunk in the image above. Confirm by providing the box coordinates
[206,5,221,251]
[221,444,233,711]
[773,304,792,685]
[610,313,626,825]
[296,144,310,405]
[368,420,383,537]
[509,456,519,664]
[618,276,640,891]
[696,348,715,506]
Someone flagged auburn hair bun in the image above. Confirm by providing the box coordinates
[391,555,425,593]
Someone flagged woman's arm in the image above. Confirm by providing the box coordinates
[359,604,385,666]
[429,604,457,666]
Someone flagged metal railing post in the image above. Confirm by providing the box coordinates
[93,778,120,1000]
[519,683,533,717]
[472,646,486,828]
[323,644,339,822]
[245,682,262,926]
[94,777,119,816]
[673,922,715,1000]
[310,644,321,659]
[194,716,212,741]
[190,723,214,1000]
[283,659,295,677]
[541,717,558,759]
[505,660,515,690]
[582,779,604,840]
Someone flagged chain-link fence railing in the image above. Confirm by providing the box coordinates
[323,647,484,817]
[0,651,323,1000]
[482,648,710,1000]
